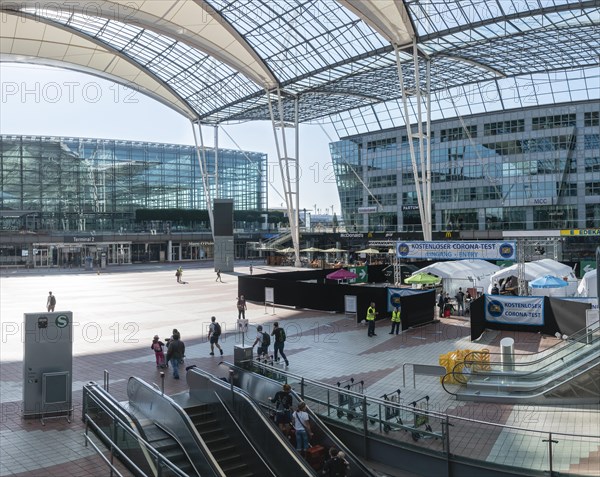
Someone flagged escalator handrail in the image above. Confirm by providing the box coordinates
[83,382,191,477]
[463,322,599,366]
[127,376,225,477]
[448,335,599,383]
[187,365,315,476]
[225,359,448,421]
[224,361,600,439]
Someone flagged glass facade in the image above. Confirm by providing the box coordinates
[0,135,267,232]
[331,100,600,233]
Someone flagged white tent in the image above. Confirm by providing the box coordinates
[488,258,577,297]
[416,260,500,297]
[578,269,598,297]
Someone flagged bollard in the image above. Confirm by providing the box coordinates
[160,372,165,395]
[500,337,515,371]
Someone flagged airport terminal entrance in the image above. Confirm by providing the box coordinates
[32,242,132,268]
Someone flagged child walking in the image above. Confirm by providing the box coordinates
[151,335,166,368]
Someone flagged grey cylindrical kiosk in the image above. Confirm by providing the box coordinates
[234,345,253,366]
[500,337,515,371]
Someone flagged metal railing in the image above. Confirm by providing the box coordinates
[444,323,600,391]
[235,360,600,477]
[83,382,191,477]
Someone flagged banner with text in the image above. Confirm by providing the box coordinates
[396,241,517,260]
[485,295,544,326]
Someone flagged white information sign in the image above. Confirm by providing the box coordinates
[485,296,544,326]
[344,295,357,314]
[265,287,274,304]
[237,318,249,333]
[396,241,517,260]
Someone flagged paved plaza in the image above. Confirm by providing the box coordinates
[0,263,598,476]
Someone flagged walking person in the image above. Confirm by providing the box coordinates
[175,267,182,283]
[215,269,222,282]
[366,302,377,337]
[150,335,166,368]
[249,264,253,275]
[236,295,247,319]
[292,402,313,457]
[252,325,270,359]
[271,321,289,367]
[455,287,465,316]
[46,291,56,312]
[389,305,401,335]
[208,316,223,356]
[165,333,185,379]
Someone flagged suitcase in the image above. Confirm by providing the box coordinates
[305,444,326,471]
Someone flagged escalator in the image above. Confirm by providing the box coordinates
[213,361,378,477]
[442,322,600,404]
[82,382,199,477]
[128,374,315,477]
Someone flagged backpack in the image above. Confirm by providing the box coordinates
[152,341,162,352]
[279,328,286,342]
[213,322,221,336]
[50,295,56,306]
[262,332,270,346]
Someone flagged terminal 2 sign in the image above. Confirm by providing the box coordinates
[396,241,517,260]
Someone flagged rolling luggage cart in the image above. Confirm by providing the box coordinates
[336,378,366,420]
[380,389,405,433]
[409,395,436,442]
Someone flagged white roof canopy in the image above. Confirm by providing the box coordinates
[415,259,500,280]
[490,259,575,283]
[578,269,598,298]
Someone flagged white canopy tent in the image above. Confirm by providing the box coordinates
[415,260,500,297]
[488,258,577,297]
[578,269,598,297]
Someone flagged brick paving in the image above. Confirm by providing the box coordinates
[1,263,598,476]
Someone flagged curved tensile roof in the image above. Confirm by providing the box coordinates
[1,0,598,125]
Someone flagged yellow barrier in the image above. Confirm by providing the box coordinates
[439,349,477,384]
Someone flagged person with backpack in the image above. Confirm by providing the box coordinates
[208,316,223,356]
[47,291,56,312]
[151,335,166,368]
[271,321,289,367]
[252,325,270,359]
[270,383,293,435]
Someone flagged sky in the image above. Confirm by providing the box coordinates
[0,63,342,215]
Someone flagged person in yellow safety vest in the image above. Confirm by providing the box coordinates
[389,305,401,335]
[366,302,377,337]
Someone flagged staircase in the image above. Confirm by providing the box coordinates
[186,404,267,477]
[142,422,197,476]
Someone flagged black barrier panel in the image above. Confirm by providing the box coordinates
[238,266,428,325]
[546,298,590,336]
[400,290,436,330]
[470,295,486,341]
[470,295,590,341]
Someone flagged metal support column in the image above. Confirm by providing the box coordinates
[394,40,432,241]
[517,238,527,296]
[191,120,215,239]
[266,88,301,267]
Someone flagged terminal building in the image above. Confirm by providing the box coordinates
[0,135,267,267]
[331,100,599,234]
